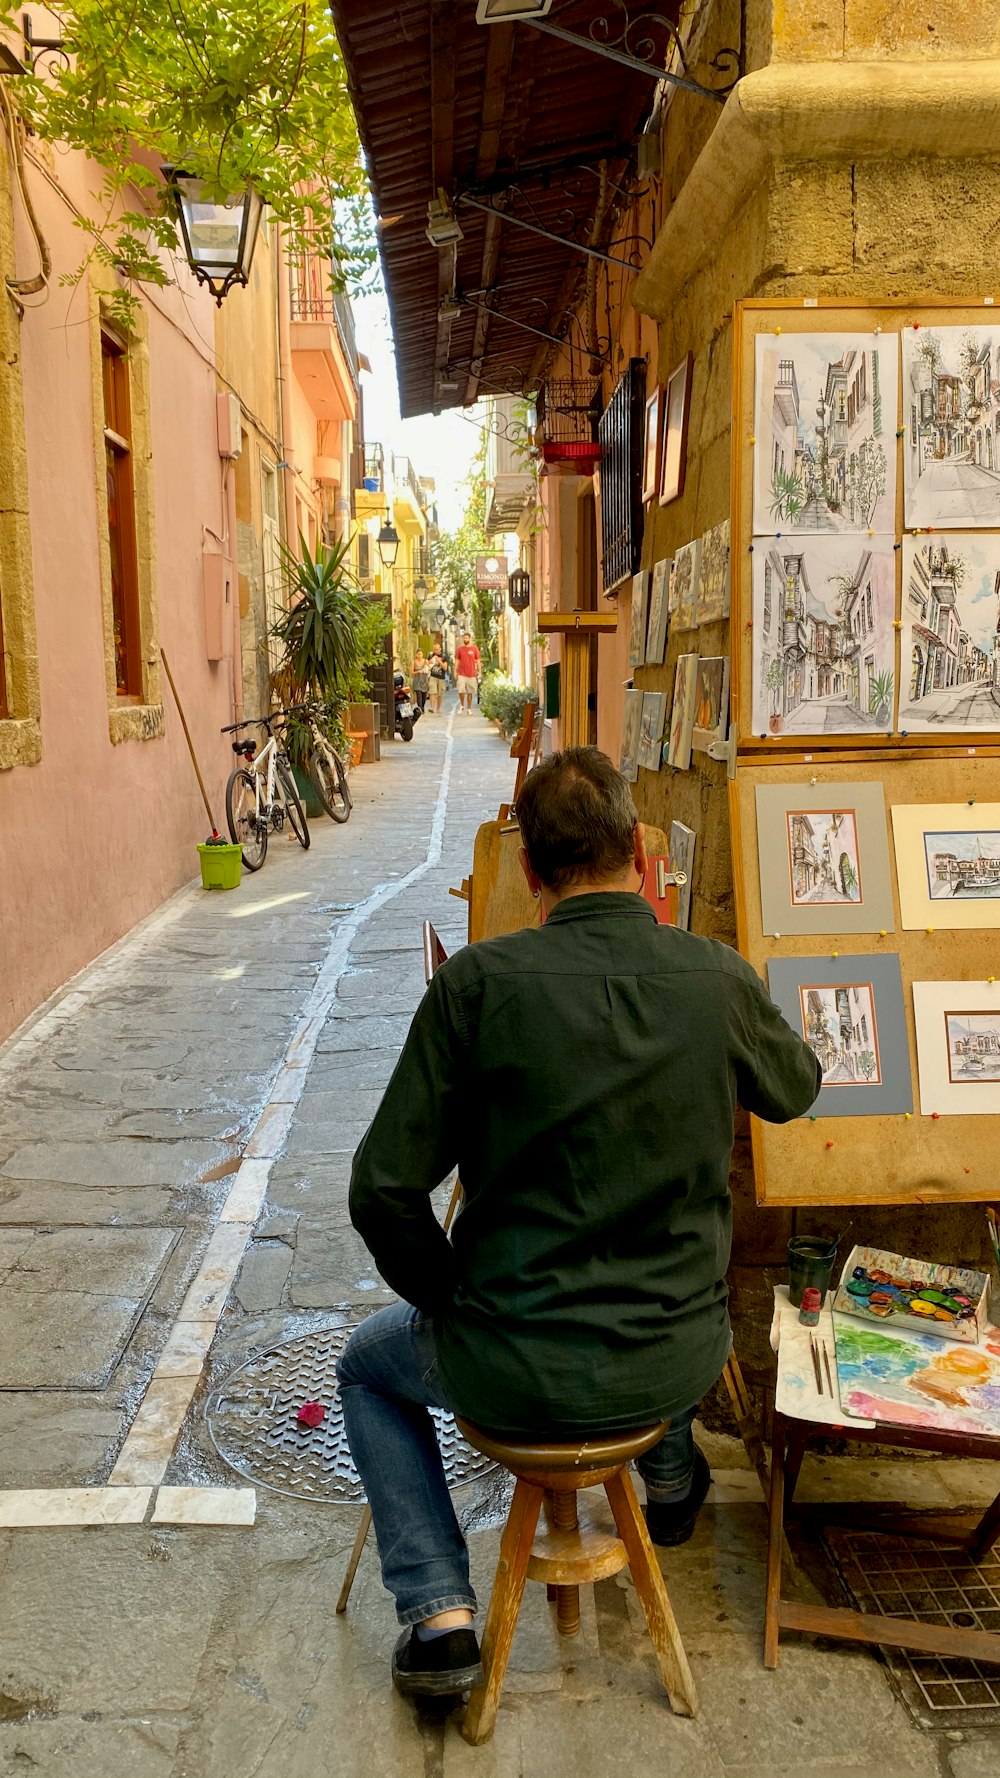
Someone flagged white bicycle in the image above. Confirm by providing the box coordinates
[222,715,310,871]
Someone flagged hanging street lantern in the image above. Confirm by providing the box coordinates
[414,576,428,597]
[435,605,447,630]
[492,588,504,618]
[376,522,400,569]
[161,168,264,305]
[508,567,531,612]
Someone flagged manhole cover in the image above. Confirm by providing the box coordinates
[206,1324,497,1503]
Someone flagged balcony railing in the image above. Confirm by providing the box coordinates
[288,274,360,384]
[363,445,384,491]
[392,454,424,511]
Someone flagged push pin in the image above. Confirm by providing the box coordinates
[775,326,783,336]
[913,322,921,330]
[748,435,756,445]
[748,543,755,554]
[879,929,887,938]
[809,1115,816,1122]
[901,729,909,738]
[988,976,996,985]
[874,325,882,336]
[773,931,782,939]
[931,1112,941,1120]
[776,531,782,539]
[893,542,902,551]
[927,525,936,534]
[867,528,875,537]
[831,951,840,959]
[825,1140,835,1149]
[926,926,935,935]
[893,619,903,630]
[896,426,905,437]
[904,1112,912,1120]
[809,775,818,786]
[964,1167,971,1174]
[968,799,976,807]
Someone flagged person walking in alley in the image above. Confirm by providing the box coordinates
[454,630,481,714]
[411,648,430,714]
[338,747,821,1701]
[428,646,448,715]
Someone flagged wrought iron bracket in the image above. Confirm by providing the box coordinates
[456,191,650,274]
[521,7,742,104]
[22,11,69,71]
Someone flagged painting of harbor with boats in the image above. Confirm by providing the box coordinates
[924,829,1000,899]
[946,1013,1000,1082]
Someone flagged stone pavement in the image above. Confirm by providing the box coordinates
[0,697,998,1776]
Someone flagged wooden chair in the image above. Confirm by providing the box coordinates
[457,1418,698,1744]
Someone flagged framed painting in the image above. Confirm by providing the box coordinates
[751,535,896,738]
[766,954,912,1118]
[692,655,730,754]
[899,536,1000,733]
[902,324,1000,529]
[642,387,663,504]
[619,686,644,783]
[669,820,695,930]
[892,801,1000,930]
[752,332,898,536]
[697,520,730,624]
[669,538,701,632]
[659,353,692,507]
[913,981,1000,1116]
[755,780,894,937]
[638,690,666,772]
[645,557,671,665]
[627,570,650,668]
[665,653,698,770]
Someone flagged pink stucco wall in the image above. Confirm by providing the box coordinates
[0,160,240,1042]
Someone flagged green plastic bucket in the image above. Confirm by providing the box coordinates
[197,841,243,891]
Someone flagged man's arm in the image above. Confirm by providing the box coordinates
[349,971,467,1312]
[734,972,822,1123]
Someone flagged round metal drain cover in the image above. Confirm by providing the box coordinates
[206,1324,497,1503]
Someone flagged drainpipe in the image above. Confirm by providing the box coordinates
[338,419,353,543]
[275,223,299,549]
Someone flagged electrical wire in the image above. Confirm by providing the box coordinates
[0,78,51,303]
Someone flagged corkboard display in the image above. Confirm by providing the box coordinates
[730,747,1000,1206]
[730,298,1000,753]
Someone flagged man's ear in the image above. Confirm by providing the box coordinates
[517,846,541,896]
[633,821,649,881]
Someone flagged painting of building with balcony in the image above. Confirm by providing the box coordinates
[924,831,1000,899]
[799,982,881,1086]
[899,536,1000,731]
[753,333,897,535]
[751,536,896,736]
[902,325,1000,528]
[946,1014,1000,1083]
[786,809,862,905]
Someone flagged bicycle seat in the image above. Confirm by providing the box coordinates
[231,738,255,755]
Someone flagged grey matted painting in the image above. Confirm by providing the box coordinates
[669,821,695,930]
[755,780,894,936]
[766,953,912,1118]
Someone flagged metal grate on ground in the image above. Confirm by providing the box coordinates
[824,1526,1000,1730]
[206,1324,497,1504]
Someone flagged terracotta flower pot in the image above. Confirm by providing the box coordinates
[769,713,784,734]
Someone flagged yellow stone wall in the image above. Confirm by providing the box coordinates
[0,128,40,772]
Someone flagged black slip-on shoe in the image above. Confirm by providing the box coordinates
[644,1447,712,1548]
[391,1626,484,1700]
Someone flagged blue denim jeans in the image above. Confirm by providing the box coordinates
[336,1302,701,1626]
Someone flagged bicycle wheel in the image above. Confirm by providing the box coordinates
[276,760,310,849]
[308,744,352,824]
[226,767,267,871]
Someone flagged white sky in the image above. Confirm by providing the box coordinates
[353,286,482,531]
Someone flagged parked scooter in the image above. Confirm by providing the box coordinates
[393,671,422,743]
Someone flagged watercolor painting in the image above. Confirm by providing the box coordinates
[638,690,666,772]
[669,538,701,631]
[786,808,861,906]
[925,830,1000,899]
[697,520,730,624]
[627,570,650,668]
[899,535,1000,732]
[913,980,1000,1116]
[665,653,698,770]
[892,802,1000,932]
[945,1013,1000,1083]
[645,557,671,665]
[752,536,896,736]
[753,332,898,535]
[619,686,644,784]
[832,1245,988,1344]
[642,387,663,503]
[834,1320,1000,1438]
[799,982,881,1086]
[669,820,695,931]
[692,655,729,753]
[902,324,1000,528]
[659,354,691,506]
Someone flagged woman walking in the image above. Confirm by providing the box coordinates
[411,648,430,714]
[428,646,447,715]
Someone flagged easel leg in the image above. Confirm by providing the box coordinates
[968,1488,1000,1563]
[783,1424,810,1509]
[763,1414,788,1670]
[336,1504,373,1614]
[722,1352,770,1500]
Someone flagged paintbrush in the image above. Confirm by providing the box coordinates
[822,1339,835,1398]
[987,1207,1000,1273]
[809,1334,824,1395]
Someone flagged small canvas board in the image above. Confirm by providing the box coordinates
[638,691,666,772]
[659,354,691,506]
[642,387,663,504]
[619,687,643,784]
[645,557,671,664]
[669,821,695,930]
[912,980,1000,1116]
[892,802,1000,930]
[628,571,650,668]
[832,1244,989,1346]
[692,655,730,754]
[753,332,898,535]
[755,780,894,937]
[697,520,730,624]
[766,953,912,1118]
[834,1316,1000,1437]
[898,536,1000,733]
[902,324,1000,530]
[665,654,698,770]
[669,539,701,632]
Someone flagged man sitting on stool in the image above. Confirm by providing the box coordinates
[338,746,820,1700]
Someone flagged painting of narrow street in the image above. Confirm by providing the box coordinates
[800,983,882,1085]
[753,333,897,534]
[902,325,1000,527]
[899,535,1000,730]
[752,537,896,735]
[786,809,862,905]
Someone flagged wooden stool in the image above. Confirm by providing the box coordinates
[456,1417,698,1744]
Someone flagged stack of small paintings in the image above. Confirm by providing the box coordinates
[669,821,695,930]
[832,1246,989,1345]
[766,953,912,1117]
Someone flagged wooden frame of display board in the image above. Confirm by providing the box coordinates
[731,746,1000,1206]
[730,296,1000,754]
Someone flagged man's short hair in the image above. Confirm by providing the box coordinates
[463,630,471,639]
[516,748,637,890]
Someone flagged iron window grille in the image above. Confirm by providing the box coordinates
[599,359,646,595]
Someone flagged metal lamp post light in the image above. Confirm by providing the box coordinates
[161,168,264,304]
[508,567,531,612]
[376,523,400,570]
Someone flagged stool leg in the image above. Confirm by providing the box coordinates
[549,1490,581,1638]
[604,1467,698,1718]
[462,1478,543,1747]
[335,1505,372,1615]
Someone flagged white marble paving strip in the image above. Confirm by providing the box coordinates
[151,1486,256,1527]
[219,1158,274,1223]
[177,1222,252,1320]
[108,1377,200,1486]
[0,1488,152,1527]
[153,1320,218,1379]
[244,1100,296,1159]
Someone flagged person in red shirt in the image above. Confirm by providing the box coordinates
[454,631,481,714]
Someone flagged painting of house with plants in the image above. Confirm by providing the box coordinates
[752,537,896,735]
[903,325,1000,528]
[899,535,1000,730]
[753,333,898,535]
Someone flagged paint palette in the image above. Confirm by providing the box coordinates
[832,1245,990,1346]
[833,1318,1000,1437]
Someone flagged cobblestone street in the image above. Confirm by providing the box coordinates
[0,703,997,1777]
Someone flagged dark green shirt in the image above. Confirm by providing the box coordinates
[349,893,820,1435]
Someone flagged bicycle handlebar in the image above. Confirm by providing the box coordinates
[220,716,275,734]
